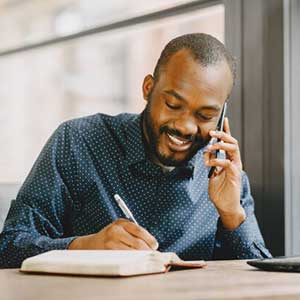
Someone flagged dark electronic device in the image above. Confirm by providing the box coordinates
[247,256,300,272]
[207,102,227,178]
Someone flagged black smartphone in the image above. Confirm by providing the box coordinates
[207,102,227,178]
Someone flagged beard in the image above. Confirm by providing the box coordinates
[142,102,210,167]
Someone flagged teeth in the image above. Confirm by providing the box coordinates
[167,133,189,145]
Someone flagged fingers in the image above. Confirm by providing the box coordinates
[206,158,232,169]
[223,117,231,135]
[119,219,159,250]
[205,158,239,179]
[103,219,159,251]
[205,117,242,170]
[203,151,210,163]
[203,148,218,164]
[105,240,133,250]
[74,219,159,250]
[110,224,150,250]
[206,141,238,153]
[209,129,238,145]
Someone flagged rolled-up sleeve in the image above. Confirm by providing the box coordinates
[213,171,272,260]
[0,124,78,268]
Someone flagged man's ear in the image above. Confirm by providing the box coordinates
[142,74,155,102]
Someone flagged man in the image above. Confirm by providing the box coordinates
[0,33,271,268]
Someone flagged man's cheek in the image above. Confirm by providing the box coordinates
[201,126,216,141]
[197,127,209,140]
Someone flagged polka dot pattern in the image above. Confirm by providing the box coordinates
[0,113,271,268]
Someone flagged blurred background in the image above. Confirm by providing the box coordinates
[0,0,299,258]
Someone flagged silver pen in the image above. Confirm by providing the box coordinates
[113,194,138,225]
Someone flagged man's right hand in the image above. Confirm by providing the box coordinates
[68,218,159,250]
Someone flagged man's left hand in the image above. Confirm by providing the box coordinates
[204,117,246,231]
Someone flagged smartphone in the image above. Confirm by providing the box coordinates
[207,102,227,178]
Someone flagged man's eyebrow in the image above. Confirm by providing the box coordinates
[199,105,221,112]
[164,90,186,101]
[164,89,222,111]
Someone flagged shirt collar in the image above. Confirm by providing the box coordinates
[124,113,196,178]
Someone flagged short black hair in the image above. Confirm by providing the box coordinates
[153,33,236,83]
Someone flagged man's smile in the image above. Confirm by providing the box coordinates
[165,132,193,152]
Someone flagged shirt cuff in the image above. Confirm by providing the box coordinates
[215,217,271,259]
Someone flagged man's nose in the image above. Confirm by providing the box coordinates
[173,116,198,137]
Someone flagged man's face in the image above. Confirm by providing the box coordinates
[142,49,233,167]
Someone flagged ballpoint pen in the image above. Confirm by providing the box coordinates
[113,194,139,225]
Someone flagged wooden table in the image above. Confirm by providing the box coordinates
[2,260,300,300]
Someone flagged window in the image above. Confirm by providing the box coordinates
[0,2,224,183]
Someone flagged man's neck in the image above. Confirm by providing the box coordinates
[151,157,175,173]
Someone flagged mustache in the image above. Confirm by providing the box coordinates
[160,125,203,144]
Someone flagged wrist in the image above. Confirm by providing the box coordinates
[68,236,84,250]
[219,206,246,231]
[68,234,97,250]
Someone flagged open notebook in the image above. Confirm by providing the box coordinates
[20,250,206,276]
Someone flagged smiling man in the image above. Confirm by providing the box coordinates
[0,33,271,268]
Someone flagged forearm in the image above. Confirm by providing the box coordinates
[213,214,272,260]
[0,231,77,268]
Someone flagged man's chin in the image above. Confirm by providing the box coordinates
[156,153,193,167]
[155,142,205,167]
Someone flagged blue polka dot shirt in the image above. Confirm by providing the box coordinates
[0,113,271,268]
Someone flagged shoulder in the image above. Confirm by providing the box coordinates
[56,112,137,139]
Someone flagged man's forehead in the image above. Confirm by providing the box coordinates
[156,51,232,101]
[171,55,227,77]
[164,49,199,72]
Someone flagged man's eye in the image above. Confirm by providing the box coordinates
[166,102,181,110]
[197,114,214,121]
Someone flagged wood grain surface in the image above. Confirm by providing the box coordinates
[1,259,300,300]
